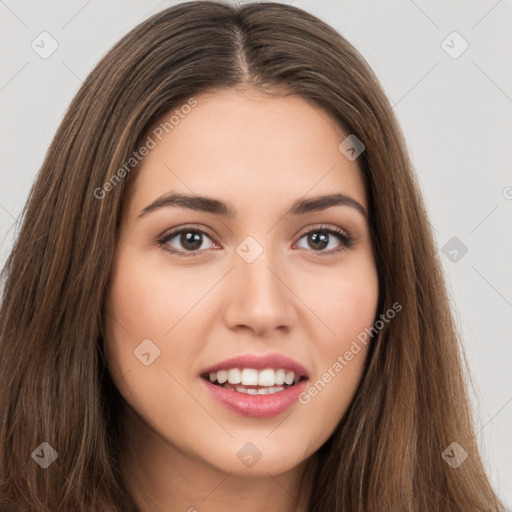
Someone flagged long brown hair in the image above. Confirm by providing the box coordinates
[0,2,505,510]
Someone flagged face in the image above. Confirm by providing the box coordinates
[104,87,379,479]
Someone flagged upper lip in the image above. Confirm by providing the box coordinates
[200,352,309,378]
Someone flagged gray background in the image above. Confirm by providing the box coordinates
[1,0,511,504]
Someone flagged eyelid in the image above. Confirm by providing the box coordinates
[295,223,350,240]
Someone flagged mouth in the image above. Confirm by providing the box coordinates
[199,353,310,417]
[200,368,308,395]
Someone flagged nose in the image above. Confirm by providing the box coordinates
[223,248,297,337]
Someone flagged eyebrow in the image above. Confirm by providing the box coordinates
[138,192,367,219]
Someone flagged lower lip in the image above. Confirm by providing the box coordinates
[200,377,308,418]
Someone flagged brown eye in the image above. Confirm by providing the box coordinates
[159,227,218,256]
[295,226,353,255]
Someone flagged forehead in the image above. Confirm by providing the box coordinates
[127,88,366,213]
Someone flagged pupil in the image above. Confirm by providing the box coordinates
[181,231,202,250]
[309,232,328,250]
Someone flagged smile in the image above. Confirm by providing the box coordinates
[199,354,310,418]
[204,367,302,392]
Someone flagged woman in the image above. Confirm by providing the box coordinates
[0,1,506,510]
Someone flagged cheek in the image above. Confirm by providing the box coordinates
[105,249,204,340]
[325,257,378,378]
[297,254,378,432]
[103,250,201,426]
[301,250,379,347]
[103,249,176,384]
[332,274,379,342]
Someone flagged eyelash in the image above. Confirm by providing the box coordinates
[157,224,354,258]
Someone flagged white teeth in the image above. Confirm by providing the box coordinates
[207,368,302,388]
[230,384,285,394]
[275,369,286,385]
[216,370,228,384]
[227,368,241,384]
[284,370,295,385]
[258,368,275,387]
[240,368,259,386]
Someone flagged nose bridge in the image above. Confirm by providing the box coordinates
[236,237,285,308]
[224,235,296,334]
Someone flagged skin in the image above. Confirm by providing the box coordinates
[104,87,379,512]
